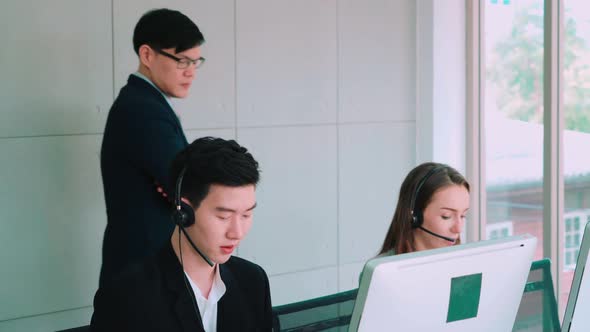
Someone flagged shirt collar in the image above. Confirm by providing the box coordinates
[185,264,227,302]
[209,264,227,302]
[132,71,175,110]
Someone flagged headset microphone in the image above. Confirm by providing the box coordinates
[418,226,456,243]
[179,222,214,267]
[172,166,214,267]
[172,165,210,331]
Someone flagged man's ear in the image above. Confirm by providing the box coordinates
[138,44,154,68]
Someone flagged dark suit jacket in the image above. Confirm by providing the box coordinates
[90,243,273,331]
[99,75,188,287]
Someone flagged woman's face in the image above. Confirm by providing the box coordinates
[413,184,470,251]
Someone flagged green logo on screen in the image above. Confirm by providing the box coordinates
[447,273,482,323]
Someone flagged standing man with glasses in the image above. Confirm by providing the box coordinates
[99,8,206,287]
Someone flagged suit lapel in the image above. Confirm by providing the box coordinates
[160,243,205,332]
[217,262,254,332]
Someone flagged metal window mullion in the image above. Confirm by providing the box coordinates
[543,0,564,317]
[466,0,485,243]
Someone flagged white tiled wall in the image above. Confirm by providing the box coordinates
[0,307,92,332]
[0,136,104,323]
[0,0,112,138]
[0,0,419,329]
[238,126,338,275]
[270,267,339,306]
[339,262,365,292]
[338,123,415,265]
[236,0,338,127]
[338,0,416,123]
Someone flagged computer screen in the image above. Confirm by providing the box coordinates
[349,234,537,332]
[562,221,590,332]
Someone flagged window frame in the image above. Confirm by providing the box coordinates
[466,0,565,316]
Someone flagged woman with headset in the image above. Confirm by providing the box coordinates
[378,162,470,256]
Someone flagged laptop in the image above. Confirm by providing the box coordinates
[349,234,537,332]
[562,221,590,332]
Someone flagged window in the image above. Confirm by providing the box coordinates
[563,212,589,270]
[474,0,590,316]
[486,221,514,240]
[562,0,590,312]
[484,0,544,262]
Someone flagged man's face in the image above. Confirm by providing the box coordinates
[188,184,256,264]
[148,46,201,98]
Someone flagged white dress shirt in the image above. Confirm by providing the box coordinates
[185,265,227,332]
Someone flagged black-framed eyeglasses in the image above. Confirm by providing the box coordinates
[155,49,205,69]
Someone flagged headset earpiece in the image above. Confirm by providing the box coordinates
[172,200,195,228]
[411,210,423,228]
[409,165,445,229]
[172,165,195,228]
[171,158,215,268]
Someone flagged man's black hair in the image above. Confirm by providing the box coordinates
[170,137,260,209]
[133,8,205,55]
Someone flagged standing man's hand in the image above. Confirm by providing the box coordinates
[154,181,171,202]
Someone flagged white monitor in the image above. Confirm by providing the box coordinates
[349,234,537,332]
[562,221,590,332]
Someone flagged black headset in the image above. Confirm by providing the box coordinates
[170,163,211,330]
[171,164,214,267]
[409,165,446,228]
[171,166,195,228]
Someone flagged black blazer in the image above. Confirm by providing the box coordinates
[90,243,273,331]
[99,75,188,287]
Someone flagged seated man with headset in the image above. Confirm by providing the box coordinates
[91,137,272,331]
